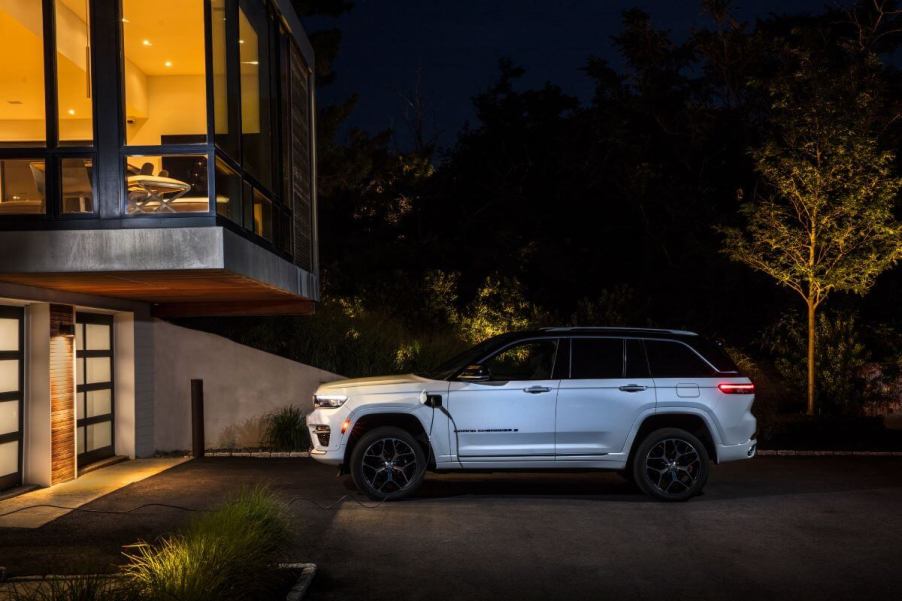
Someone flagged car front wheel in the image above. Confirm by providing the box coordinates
[350,426,427,501]
[632,427,709,502]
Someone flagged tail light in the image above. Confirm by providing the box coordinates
[717,382,755,394]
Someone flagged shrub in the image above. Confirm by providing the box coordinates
[761,310,870,415]
[262,406,310,451]
[5,576,138,601]
[123,487,291,601]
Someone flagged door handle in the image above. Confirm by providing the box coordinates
[618,385,647,393]
[524,386,551,394]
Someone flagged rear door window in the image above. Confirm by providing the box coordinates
[625,339,651,378]
[644,340,717,378]
[570,338,624,379]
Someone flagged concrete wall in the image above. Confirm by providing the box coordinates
[152,319,340,451]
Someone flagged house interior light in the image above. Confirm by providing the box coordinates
[164,61,173,68]
[67,109,76,116]
[142,39,152,46]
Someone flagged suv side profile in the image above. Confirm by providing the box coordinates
[307,327,757,502]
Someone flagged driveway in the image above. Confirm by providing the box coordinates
[1,457,901,600]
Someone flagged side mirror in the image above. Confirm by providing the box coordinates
[457,364,489,382]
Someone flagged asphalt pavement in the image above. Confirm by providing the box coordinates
[1,456,900,600]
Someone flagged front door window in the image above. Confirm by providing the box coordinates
[75,313,114,467]
[481,340,558,381]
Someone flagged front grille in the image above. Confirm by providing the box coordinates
[313,425,330,447]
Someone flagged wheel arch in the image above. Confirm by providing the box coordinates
[626,412,719,467]
[342,411,433,473]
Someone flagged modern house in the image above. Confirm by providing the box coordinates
[0,0,320,492]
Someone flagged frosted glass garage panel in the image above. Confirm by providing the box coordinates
[86,422,111,452]
[0,441,17,477]
[0,319,18,351]
[87,389,111,418]
[86,357,110,384]
[0,360,18,393]
[0,400,18,436]
[85,324,110,350]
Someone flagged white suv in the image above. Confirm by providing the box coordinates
[307,327,757,502]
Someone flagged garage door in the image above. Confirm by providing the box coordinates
[0,306,23,490]
[75,313,114,467]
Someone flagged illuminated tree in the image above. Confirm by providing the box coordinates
[721,45,902,415]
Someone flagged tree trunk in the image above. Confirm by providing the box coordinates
[806,301,816,416]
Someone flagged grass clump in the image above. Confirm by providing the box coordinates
[262,405,310,451]
[123,486,291,601]
[4,575,138,601]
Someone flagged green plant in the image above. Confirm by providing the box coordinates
[4,575,138,601]
[761,310,870,415]
[262,406,310,451]
[123,487,291,601]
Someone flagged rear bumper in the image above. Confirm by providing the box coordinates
[716,438,757,463]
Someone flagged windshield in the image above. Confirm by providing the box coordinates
[415,333,519,380]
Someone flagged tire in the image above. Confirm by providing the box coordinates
[632,427,710,502]
[350,426,427,501]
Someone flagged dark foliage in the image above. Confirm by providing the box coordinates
[186,1,901,416]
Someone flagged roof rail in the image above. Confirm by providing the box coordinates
[540,326,698,336]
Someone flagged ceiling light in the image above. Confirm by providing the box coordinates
[142,39,152,46]
[67,108,76,115]
[164,60,173,68]
[122,18,129,23]
[239,39,245,44]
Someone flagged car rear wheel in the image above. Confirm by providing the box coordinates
[632,427,709,502]
[350,426,427,501]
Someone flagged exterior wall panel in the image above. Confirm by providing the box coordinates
[49,304,75,484]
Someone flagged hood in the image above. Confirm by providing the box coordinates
[316,373,433,394]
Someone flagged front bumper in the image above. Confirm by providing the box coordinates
[716,438,757,463]
[307,407,349,466]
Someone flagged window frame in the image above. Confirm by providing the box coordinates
[0,0,99,221]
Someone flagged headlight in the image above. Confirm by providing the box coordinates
[313,394,348,408]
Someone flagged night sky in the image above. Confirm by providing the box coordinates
[306,0,832,150]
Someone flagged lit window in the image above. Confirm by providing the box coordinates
[0,2,47,146]
[121,0,207,146]
[125,155,209,214]
[239,3,273,189]
[55,0,93,144]
[61,157,94,213]
[0,159,46,215]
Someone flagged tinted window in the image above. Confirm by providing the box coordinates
[625,339,650,378]
[571,338,623,379]
[688,338,740,373]
[482,340,558,381]
[645,340,717,378]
